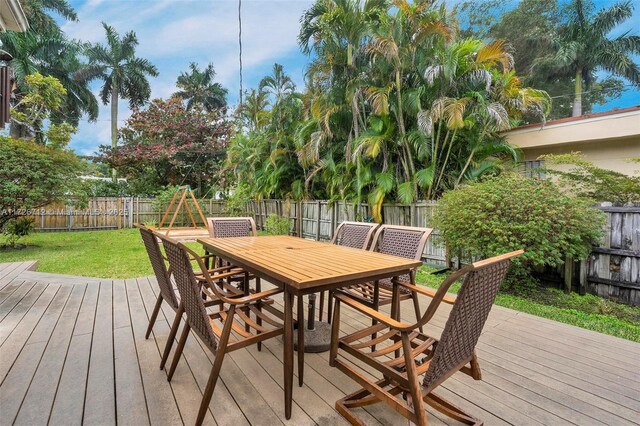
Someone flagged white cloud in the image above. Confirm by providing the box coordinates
[65,0,314,154]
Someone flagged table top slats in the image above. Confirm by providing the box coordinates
[198,236,421,290]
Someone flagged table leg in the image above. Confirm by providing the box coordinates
[297,295,304,386]
[391,276,401,321]
[284,289,294,420]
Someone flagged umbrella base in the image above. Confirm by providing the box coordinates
[293,321,332,353]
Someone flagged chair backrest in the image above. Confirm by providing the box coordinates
[422,251,521,391]
[160,234,218,352]
[136,224,178,309]
[207,217,257,238]
[370,225,432,260]
[331,221,379,250]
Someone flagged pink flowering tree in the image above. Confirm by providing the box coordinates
[97,97,231,195]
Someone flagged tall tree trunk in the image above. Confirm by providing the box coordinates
[572,68,582,117]
[111,84,119,182]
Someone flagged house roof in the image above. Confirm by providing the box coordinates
[502,105,640,149]
[507,105,640,133]
[0,0,28,32]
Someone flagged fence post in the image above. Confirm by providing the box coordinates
[410,203,417,227]
[316,201,321,241]
[296,201,302,237]
[564,256,574,293]
[330,202,336,239]
[117,198,122,229]
[129,197,134,228]
[67,203,72,230]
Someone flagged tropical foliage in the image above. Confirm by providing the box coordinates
[0,0,97,138]
[542,0,640,116]
[224,0,550,221]
[77,22,158,180]
[98,98,231,195]
[10,72,76,147]
[172,62,227,112]
[458,0,639,118]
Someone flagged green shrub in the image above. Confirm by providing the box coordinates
[87,179,133,197]
[432,174,605,281]
[2,218,35,247]
[265,214,291,235]
[224,183,252,216]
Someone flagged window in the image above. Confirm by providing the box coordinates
[521,160,545,179]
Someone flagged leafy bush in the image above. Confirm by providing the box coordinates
[224,183,252,216]
[87,179,134,197]
[432,174,605,280]
[540,152,640,203]
[0,137,85,229]
[2,218,35,247]
[265,214,291,235]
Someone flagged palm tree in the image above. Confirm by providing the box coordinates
[240,89,270,131]
[0,30,98,137]
[259,63,295,104]
[172,62,227,112]
[546,0,640,116]
[259,63,296,132]
[21,0,78,33]
[77,22,158,180]
[419,38,549,198]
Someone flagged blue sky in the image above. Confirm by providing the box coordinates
[62,0,639,156]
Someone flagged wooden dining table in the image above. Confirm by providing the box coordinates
[198,235,422,419]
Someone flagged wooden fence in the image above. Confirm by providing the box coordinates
[25,197,640,305]
[27,197,227,231]
[576,204,640,305]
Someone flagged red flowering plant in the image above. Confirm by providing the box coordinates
[97,98,231,195]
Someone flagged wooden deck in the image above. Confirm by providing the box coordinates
[0,261,639,426]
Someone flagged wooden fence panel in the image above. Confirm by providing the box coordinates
[583,205,640,305]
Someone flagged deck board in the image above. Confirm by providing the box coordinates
[0,262,638,426]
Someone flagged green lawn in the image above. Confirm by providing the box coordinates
[416,268,640,342]
[0,229,203,278]
[2,229,639,342]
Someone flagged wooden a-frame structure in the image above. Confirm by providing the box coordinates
[158,185,208,236]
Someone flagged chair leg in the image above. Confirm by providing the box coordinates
[424,392,482,425]
[145,295,163,339]
[327,291,333,324]
[470,351,482,380]
[256,277,262,351]
[167,321,190,381]
[160,304,184,370]
[402,333,428,426]
[329,300,341,367]
[411,293,423,333]
[244,272,251,333]
[371,296,379,352]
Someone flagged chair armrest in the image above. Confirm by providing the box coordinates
[333,293,412,330]
[225,287,283,306]
[396,281,456,305]
[207,265,243,274]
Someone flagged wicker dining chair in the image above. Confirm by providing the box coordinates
[333,225,433,329]
[206,216,259,288]
[320,221,379,322]
[160,235,285,426]
[136,224,240,370]
[329,250,524,426]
